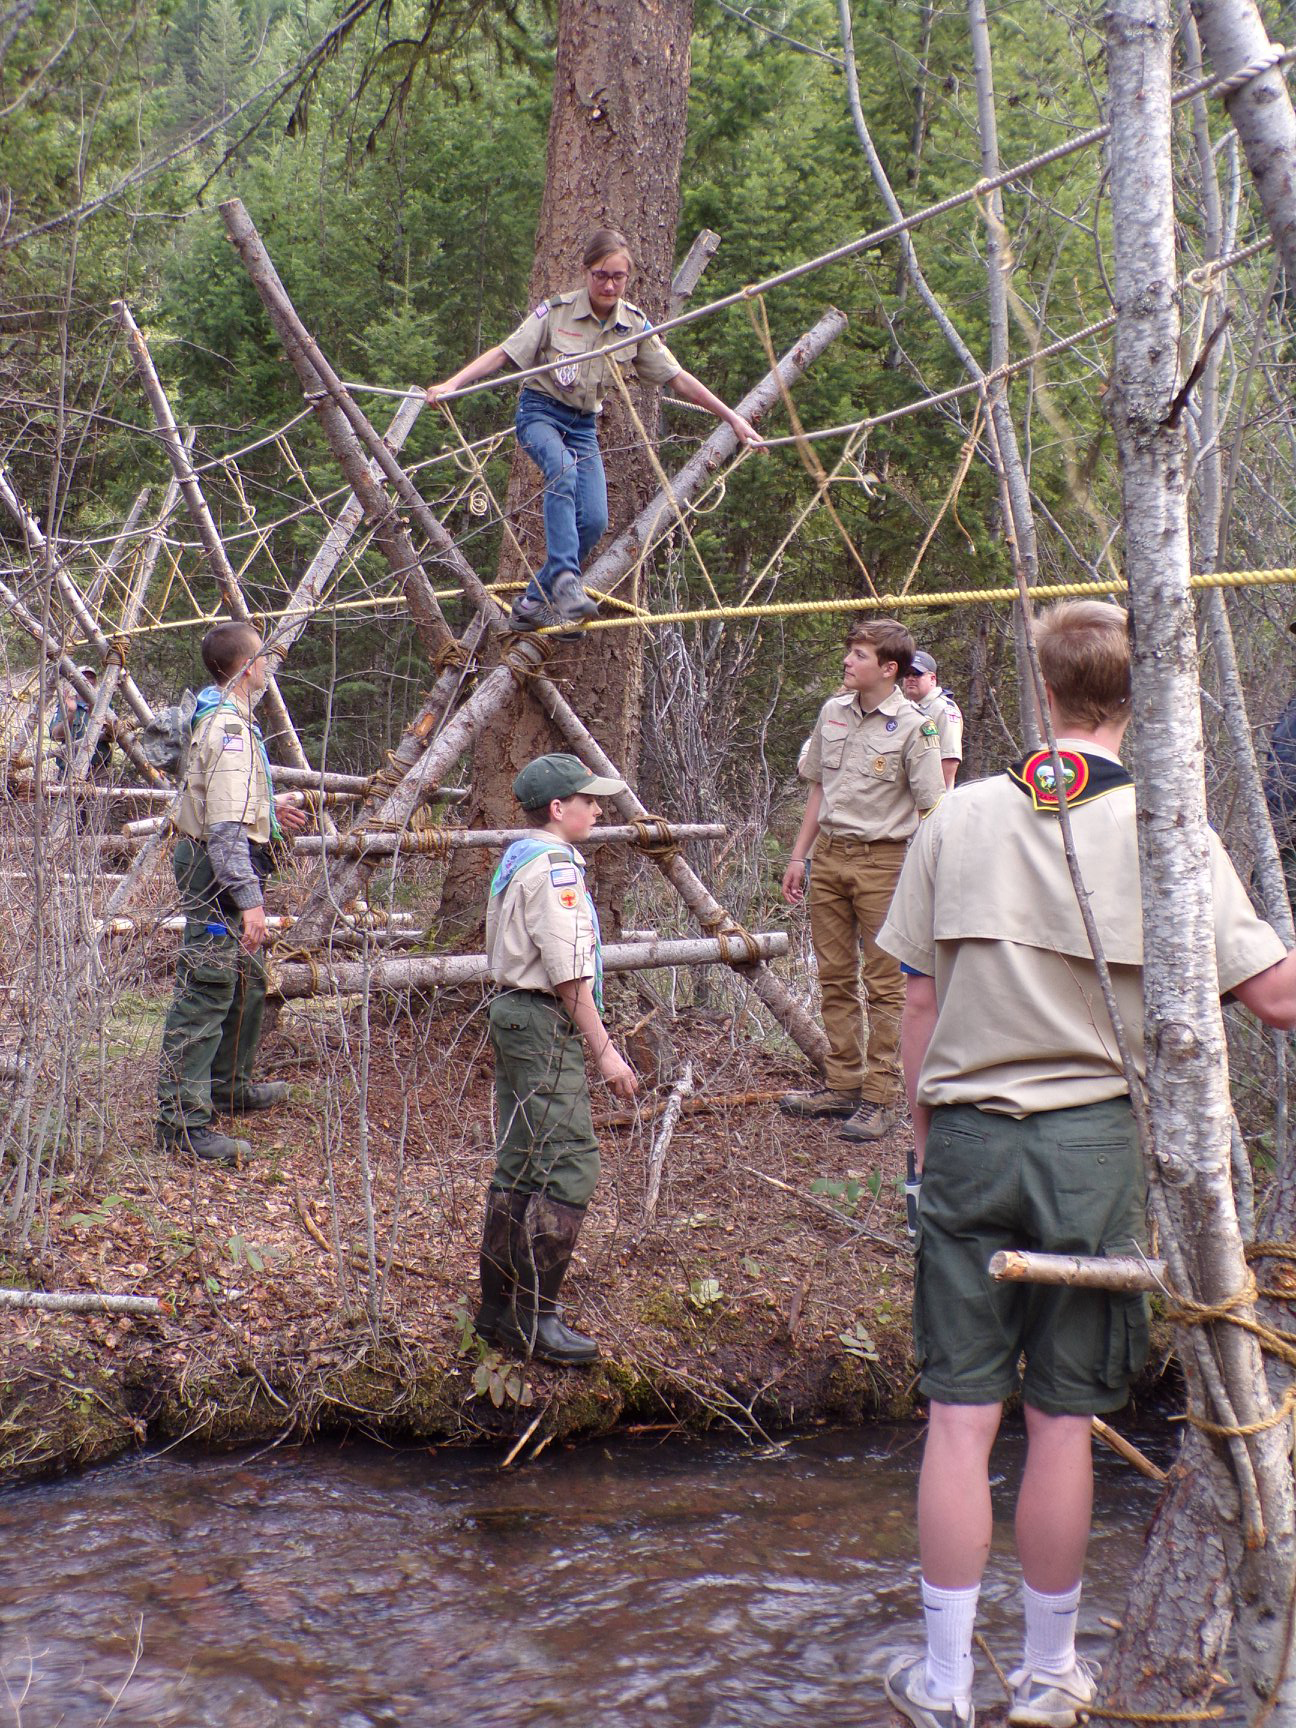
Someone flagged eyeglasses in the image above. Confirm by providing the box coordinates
[589,269,628,285]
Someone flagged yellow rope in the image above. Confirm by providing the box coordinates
[528,564,1296,633]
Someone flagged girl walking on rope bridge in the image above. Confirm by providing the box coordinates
[425,228,764,633]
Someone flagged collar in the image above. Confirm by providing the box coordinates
[856,685,906,718]
[571,286,628,329]
[1008,744,1133,813]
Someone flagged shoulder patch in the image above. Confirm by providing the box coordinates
[221,733,245,753]
[557,887,579,910]
[920,720,939,737]
[549,865,579,888]
[547,850,575,865]
[532,300,550,319]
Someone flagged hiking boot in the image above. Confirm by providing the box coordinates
[778,1086,860,1119]
[550,571,600,625]
[884,1655,975,1728]
[212,1081,289,1114]
[839,1100,903,1142]
[156,1124,250,1167]
[508,592,548,633]
[1007,1658,1099,1728]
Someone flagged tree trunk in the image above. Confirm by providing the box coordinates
[1104,0,1296,1712]
[443,0,695,938]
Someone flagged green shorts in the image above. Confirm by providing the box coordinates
[488,990,600,1209]
[913,1099,1149,1416]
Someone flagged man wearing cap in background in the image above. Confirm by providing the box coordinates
[904,651,963,791]
[49,666,115,779]
[472,752,639,1366]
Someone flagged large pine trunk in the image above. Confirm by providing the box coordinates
[439,0,694,940]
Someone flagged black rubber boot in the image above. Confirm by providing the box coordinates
[473,1188,530,1352]
[512,1193,599,1365]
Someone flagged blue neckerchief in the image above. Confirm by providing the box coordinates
[490,837,604,1010]
[194,685,281,841]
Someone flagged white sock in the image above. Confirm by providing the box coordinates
[1022,1580,1082,1676]
[922,1578,978,1702]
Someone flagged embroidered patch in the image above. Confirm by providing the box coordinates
[1018,748,1089,809]
[555,361,580,389]
[885,718,898,733]
[873,756,889,775]
[558,888,579,910]
[221,734,244,753]
[550,865,579,887]
[533,301,549,319]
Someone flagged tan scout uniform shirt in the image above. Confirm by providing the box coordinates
[878,740,1287,1116]
[800,688,945,841]
[173,694,273,844]
[501,289,682,415]
[915,686,964,764]
[487,845,598,994]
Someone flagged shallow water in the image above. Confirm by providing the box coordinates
[0,1425,1173,1726]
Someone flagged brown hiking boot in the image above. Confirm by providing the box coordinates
[839,1100,903,1142]
[778,1086,861,1119]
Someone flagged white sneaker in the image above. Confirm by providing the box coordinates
[1007,1657,1099,1727]
[885,1655,975,1728]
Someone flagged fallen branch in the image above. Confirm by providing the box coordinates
[0,1288,167,1316]
[1092,1416,1167,1482]
[738,1163,904,1253]
[602,1087,789,1129]
[643,1063,693,1228]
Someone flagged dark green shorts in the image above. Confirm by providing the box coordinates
[914,1098,1149,1415]
[488,991,600,1209]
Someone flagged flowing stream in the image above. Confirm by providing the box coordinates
[0,1425,1177,1726]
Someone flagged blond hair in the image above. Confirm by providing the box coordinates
[1035,600,1131,728]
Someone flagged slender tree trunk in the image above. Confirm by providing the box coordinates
[444,0,696,937]
[1104,0,1296,1712]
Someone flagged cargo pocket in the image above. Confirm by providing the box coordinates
[1102,1290,1150,1390]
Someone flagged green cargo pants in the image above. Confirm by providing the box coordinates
[488,990,600,1209]
[156,837,268,1134]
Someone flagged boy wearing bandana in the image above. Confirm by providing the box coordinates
[876,601,1296,1728]
[474,753,638,1366]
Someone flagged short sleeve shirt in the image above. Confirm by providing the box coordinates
[501,288,682,415]
[173,695,273,844]
[486,845,598,993]
[799,688,945,841]
[916,687,964,763]
[878,741,1289,1115]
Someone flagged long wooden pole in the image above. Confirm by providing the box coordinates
[112,299,311,770]
[271,932,790,1000]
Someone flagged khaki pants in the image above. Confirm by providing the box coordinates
[808,834,908,1100]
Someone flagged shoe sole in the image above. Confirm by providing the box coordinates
[884,1675,974,1728]
[778,1103,859,1119]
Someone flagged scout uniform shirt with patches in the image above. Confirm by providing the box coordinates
[501,289,682,416]
[172,692,273,844]
[799,687,945,840]
[878,739,1288,1116]
[914,685,964,763]
[487,845,598,994]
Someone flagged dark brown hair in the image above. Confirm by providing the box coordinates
[582,228,633,271]
[201,620,262,683]
[1035,600,1132,727]
[845,617,916,680]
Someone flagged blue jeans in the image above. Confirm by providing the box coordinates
[514,390,609,602]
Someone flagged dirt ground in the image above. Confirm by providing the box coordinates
[0,983,954,1487]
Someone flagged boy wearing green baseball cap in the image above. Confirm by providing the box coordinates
[473,753,638,1365]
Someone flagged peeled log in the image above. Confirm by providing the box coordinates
[270,932,789,1001]
[989,1249,1169,1292]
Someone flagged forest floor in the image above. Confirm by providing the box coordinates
[0,964,1176,1489]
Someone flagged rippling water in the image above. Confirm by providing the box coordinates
[0,1426,1168,1726]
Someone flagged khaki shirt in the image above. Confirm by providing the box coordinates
[501,289,681,415]
[486,844,598,993]
[915,686,963,763]
[878,741,1288,1115]
[800,688,945,841]
[173,693,273,844]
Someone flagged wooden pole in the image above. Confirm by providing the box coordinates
[270,931,790,1000]
[988,1248,1169,1292]
[294,820,727,858]
[0,1289,165,1316]
[644,1062,693,1227]
[112,300,311,770]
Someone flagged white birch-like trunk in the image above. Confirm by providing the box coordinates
[1106,0,1296,1711]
